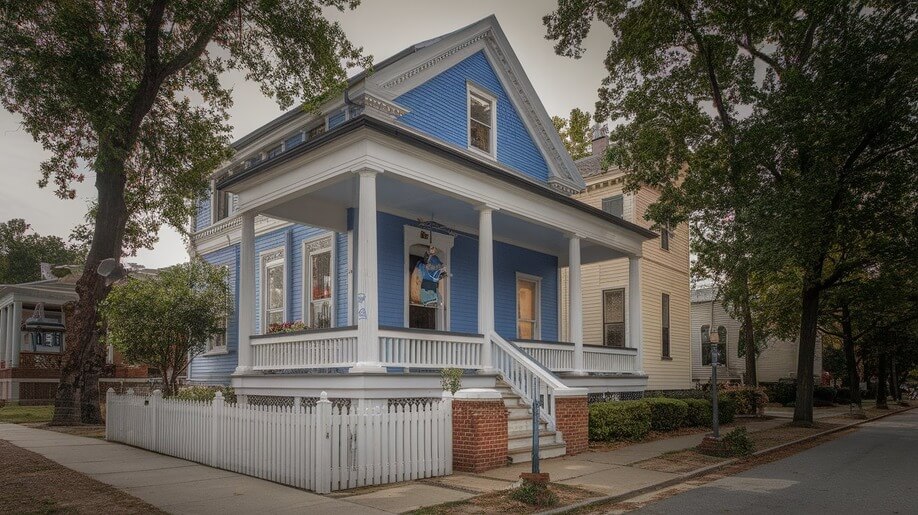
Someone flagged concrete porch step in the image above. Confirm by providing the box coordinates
[496,379,566,463]
[507,441,567,464]
[507,429,560,450]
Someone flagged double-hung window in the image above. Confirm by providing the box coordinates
[468,85,496,156]
[601,195,624,218]
[516,275,540,340]
[304,236,334,329]
[207,265,230,354]
[261,249,285,333]
[602,288,626,347]
[662,293,671,358]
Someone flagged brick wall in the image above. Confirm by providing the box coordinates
[452,398,508,472]
[555,395,589,455]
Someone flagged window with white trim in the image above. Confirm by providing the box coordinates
[304,236,334,329]
[516,275,541,340]
[261,249,285,333]
[207,265,230,354]
[468,85,496,156]
[602,288,625,347]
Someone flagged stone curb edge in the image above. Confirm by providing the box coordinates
[538,405,915,515]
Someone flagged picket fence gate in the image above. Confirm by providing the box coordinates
[105,389,453,493]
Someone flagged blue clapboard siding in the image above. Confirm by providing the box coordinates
[494,242,558,341]
[190,244,239,385]
[195,195,211,232]
[374,211,556,339]
[395,50,550,183]
[336,231,349,326]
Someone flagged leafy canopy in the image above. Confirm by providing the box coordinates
[0,0,371,252]
[552,107,593,160]
[0,219,85,284]
[100,260,231,393]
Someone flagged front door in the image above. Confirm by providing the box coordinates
[517,277,539,340]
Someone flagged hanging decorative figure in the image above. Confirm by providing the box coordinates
[411,246,446,306]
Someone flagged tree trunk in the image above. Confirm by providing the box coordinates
[841,304,861,406]
[51,158,129,426]
[889,357,899,402]
[793,282,821,425]
[876,350,888,409]
[79,333,108,423]
[742,303,757,386]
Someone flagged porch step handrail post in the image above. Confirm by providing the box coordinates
[352,168,384,373]
[628,256,644,373]
[476,205,495,370]
[235,211,256,374]
[569,235,585,375]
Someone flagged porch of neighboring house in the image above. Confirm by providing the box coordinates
[219,120,655,417]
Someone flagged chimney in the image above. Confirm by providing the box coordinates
[591,123,609,157]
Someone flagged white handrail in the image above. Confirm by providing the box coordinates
[490,332,581,431]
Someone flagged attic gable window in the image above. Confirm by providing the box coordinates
[602,195,624,218]
[467,84,496,156]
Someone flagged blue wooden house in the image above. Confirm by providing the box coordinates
[188,16,656,460]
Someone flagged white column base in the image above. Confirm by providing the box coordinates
[232,365,255,375]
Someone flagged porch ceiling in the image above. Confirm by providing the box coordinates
[261,173,628,264]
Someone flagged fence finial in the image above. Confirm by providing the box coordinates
[152,389,162,398]
[107,387,115,395]
[441,390,453,400]
[214,391,223,400]
[127,388,135,396]
[320,391,328,401]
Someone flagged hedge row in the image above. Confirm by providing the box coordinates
[589,396,736,442]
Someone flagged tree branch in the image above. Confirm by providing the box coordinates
[737,34,783,79]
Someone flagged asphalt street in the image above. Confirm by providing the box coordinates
[632,409,918,514]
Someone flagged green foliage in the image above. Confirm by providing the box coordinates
[545,0,918,425]
[551,108,592,160]
[720,385,769,415]
[683,398,713,427]
[642,398,688,432]
[440,368,463,394]
[717,395,736,424]
[173,385,236,404]
[765,381,798,406]
[509,480,558,507]
[814,386,837,404]
[588,400,651,442]
[0,219,84,284]
[722,427,755,457]
[100,260,231,396]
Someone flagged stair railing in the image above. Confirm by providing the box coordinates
[490,332,581,431]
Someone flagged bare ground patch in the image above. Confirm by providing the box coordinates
[412,483,598,514]
[0,439,164,514]
[633,449,728,474]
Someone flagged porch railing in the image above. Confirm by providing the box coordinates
[378,328,483,369]
[251,327,358,370]
[491,333,583,431]
[514,341,639,375]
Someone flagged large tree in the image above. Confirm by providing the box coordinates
[552,107,593,159]
[0,218,85,284]
[0,0,370,424]
[545,0,917,424]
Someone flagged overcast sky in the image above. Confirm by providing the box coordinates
[0,0,612,269]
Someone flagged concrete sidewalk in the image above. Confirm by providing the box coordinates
[0,423,471,514]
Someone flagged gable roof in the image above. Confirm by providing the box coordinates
[228,16,585,195]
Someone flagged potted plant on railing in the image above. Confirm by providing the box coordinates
[267,321,311,334]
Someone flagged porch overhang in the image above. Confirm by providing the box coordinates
[217,114,656,260]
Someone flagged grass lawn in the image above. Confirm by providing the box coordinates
[0,404,54,424]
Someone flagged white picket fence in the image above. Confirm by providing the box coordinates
[105,389,453,493]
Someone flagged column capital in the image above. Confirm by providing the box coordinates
[354,167,382,177]
[473,203,499,213]
[565,232,583,241]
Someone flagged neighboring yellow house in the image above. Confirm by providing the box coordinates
[560,127,693,392]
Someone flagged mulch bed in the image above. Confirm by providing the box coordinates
[413,483,598,514]
[634,449,728,474]
[0,439,164,514]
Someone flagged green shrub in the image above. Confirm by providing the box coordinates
[509,480,558,507]
[814,386,837,404]
[173,385,236,404]
[589,400,652,442]
[722,426,755,456]
[440,368,463,394]
[683,398,713,427]
[642,398,689,431]
[717,395,736,424]
[765,380,797,406]
[720,385,769,415]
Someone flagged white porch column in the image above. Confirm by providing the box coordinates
[0,306,7,367]
[352,169,384,373]
[235,211,256,374]
[628,256,644,373]
[569,236,585,375]
[10,302,21,368]
[477,206,495,370]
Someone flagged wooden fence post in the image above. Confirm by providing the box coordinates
[442,390,453,474]
[315,391,332,494]
[150,389,162,452]
[105,388,115,441]
[212,391,224,468]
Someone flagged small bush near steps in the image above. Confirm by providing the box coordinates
[683,398,713,426]
[588,400,652,441]
[699,427,755,457]
[509,480,559,507]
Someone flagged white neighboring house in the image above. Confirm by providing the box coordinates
[691,287,822,384]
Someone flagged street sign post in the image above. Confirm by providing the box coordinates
[711,345,720,438]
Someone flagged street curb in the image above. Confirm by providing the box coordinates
[538,406,914,515]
